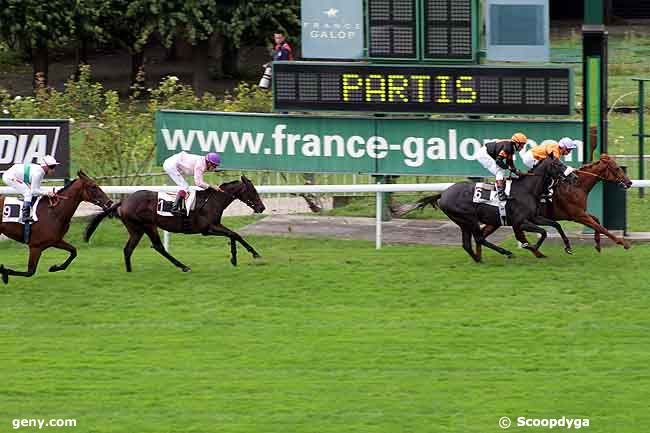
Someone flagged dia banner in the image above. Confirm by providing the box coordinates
[0,119,70,178]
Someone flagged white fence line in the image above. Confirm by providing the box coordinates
[1,180,648,250]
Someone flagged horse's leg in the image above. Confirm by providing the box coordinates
[208,225,261,259]
[0,246,43,284]
[461,228,480,263]
[512,226,545,258]
[573,212,630,250]
[144,225,191,272]
[532,216,573,254]
[48,240,78,272]
[123,226,144,273]
[519,221,549,258]
[477,224,514,258]
[230,238,237,267]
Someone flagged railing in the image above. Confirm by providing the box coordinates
[2,181,649,250]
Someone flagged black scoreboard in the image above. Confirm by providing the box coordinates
[273,62,573,115]
[368,0,475,61]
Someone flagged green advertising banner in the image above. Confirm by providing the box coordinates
[156,110,582,177]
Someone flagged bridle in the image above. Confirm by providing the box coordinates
[575,160,628,186]
[215,183,260,210]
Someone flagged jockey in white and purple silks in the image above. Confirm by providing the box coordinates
[163,151,222,215]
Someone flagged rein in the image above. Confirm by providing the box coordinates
[48,193,69,208]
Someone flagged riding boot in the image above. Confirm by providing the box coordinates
[496,180,508,201]
[22,201,33,243]
[171,195,185,216]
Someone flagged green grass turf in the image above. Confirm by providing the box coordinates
[1,218,649,433]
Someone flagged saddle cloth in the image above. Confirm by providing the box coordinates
[472,181,512,225]
[1,196,44,224]
[156,191,197,217]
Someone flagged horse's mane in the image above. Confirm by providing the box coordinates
[218,179,241,189]
[579,154,611,170]
[57,178,78,193]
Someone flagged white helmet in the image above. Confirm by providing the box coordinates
[40,155,60,167]
[559,137,578,150]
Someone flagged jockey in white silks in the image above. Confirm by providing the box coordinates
[2,155,60,242]
[2,155,59,222]
[162,151,222,215]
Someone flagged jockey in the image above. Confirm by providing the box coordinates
[163,151,222,215]
[521,137,579,169]
[2,155,59,223]
[476,133,528,201]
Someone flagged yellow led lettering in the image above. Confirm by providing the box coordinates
[342,74,363,101]
[410,75,431,103]
[456,76,477,104]
[365,74,386,102]
[388,74,409,102]
[435,75,451,103]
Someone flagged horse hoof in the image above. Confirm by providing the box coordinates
[230,259,237,267]
[49,265,59,272]
[0,268,8,285]
[506,254,515,259]
[182,267,191,273]
[623,243,631,250]
[565,248,573,255]
[253,253,261,259]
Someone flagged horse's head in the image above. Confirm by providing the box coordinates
[592,154,633,189]
[220,176,265,214]
[77,170,114,210]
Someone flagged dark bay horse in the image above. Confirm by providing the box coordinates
[84,176,265,272]
[0,171,113,284]
[400,157,572,262]
[527,154,633,252]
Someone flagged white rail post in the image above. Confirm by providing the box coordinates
[375,190,382,250]
[163,230,170,251]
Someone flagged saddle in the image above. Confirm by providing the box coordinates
[156,191,197,217]
[472,181,511,226]
[1,197,44,224]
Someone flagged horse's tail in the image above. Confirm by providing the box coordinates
[84,201,121,242]
[393,194,442,216]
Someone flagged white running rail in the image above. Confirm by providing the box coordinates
[1,181,648,250]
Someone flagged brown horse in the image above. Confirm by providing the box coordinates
[84,176,265,272]
[0,171,113,284]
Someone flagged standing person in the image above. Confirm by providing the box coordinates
[163,151,222,216]
[2,155,59,241]
[475,133,528,201]
[520,137,579,169]
[270,30,294,63]
[260,30,294,89]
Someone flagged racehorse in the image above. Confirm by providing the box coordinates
[526,154,632,252]
[398,157,572,262]
[0,171,113,284]
[84,176,265,272]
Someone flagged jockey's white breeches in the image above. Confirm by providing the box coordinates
[2,172,33,202]
[163,154,190,193]
[476,146,506,181]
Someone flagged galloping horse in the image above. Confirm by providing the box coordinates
[84,176,265,272]
[529,154,633,252]
[399,157,573,262]
[0,171,113,284]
